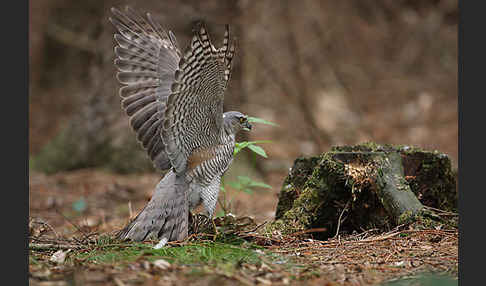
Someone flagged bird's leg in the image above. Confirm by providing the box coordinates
[202,199,219,239]
[203,210,219,240]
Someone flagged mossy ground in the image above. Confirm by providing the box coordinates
[30,232,299,285]
[30,222,458,286]
[29,166,457,285]
[67,236,264,270]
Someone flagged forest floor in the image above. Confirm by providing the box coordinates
[29,169,458,286]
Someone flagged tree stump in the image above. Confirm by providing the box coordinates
[271,143,457,239]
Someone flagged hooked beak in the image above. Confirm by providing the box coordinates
[243,121,252,131]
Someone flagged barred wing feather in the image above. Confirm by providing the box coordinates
[161,22,236,174]
[110,6,180,171]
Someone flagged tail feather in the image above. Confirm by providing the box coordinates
[116,170,188,242]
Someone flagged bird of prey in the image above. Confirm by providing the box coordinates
[109,7,252,246]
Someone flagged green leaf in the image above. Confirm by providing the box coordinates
[247,144,268,158]
[234,140,272,156]
[248,181,272,189]
[236,176,252,184]
[247,116,279,127]
[247,140,273,144]
[234,142,250,155]
[228,181,242,190]
[237,176,272,190]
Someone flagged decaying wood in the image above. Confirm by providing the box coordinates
[271,143,457,239]
[333,151,424,224]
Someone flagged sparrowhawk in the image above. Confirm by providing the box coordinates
[109,7,251,246]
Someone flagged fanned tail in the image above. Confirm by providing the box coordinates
[116,170,188,242]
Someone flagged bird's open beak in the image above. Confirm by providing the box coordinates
[243,121,252,131]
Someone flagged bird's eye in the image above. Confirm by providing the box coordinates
[239,117,246,123]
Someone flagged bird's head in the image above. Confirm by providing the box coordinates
[223,111,252,135]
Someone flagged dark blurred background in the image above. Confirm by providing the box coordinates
[29,0,457,184]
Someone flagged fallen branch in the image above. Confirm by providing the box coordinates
[29,243,78,251]
[289,228,328,237]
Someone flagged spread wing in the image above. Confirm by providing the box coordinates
[161,22,236,173]
[109,7,181,170]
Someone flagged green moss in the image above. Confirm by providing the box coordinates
[73,240,265,273]
[281,186,326,232]
[398,210,415,225]
[332,142,457,211]
[271,150,394,238]
[275,156,322,220]
[331,141,398,153]
[74,243,148,264]
[400,148,457,211]
[275,183,298,221]
[272,142,457,239]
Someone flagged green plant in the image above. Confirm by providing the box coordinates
[227,176,272,195]
[217,116,276,216]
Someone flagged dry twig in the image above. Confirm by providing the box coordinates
[333,199,351,238]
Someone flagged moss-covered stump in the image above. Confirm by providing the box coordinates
[271,143,457,239]
[332,143,457,211]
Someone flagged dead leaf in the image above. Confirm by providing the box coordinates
[113,277,126,286]
[259,262,272,272]
[142,260,151,270]
[49,249,71,264]
[256,277,272,285]
[38,281,68,286]
[153,259,171,270]
[30,268,51,279]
